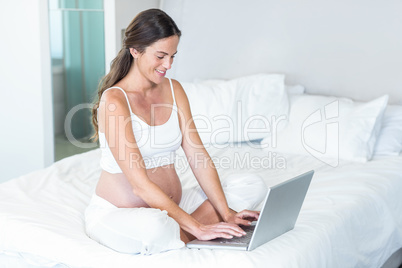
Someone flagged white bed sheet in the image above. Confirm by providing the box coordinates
[0,144,401,268]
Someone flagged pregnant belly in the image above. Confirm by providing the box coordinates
[95,164,182,208]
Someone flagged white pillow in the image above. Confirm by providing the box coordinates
[286,84,305,95]
[260,94,389,165]
[181,74,288,145]
[194,78,305,95]
[193,78,225,85]
[373,104,402,156]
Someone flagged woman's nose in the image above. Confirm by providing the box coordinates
[162,58,173,70]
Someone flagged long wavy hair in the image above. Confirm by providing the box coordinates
[90,9,181,141]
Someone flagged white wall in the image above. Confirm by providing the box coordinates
[0,0,53,183]
[104,0,160,73]
[162,0,402,104]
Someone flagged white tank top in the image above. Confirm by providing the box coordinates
[98,78,182,172]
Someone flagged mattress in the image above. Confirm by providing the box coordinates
[0,144,401,268]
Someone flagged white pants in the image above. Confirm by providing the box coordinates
[84,173,267,255]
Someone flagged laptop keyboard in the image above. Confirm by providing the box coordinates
[211,224,256,245]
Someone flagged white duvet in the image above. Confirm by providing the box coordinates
[0,144,402,268]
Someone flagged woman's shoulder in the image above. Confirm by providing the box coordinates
[169,78,186,97]
[168,78,192,111]
[99,86,132,114]
[100,86,128,102]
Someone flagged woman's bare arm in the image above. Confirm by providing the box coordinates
[99,88,245,240]
[173,80,259,226]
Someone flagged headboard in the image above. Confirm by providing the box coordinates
[161,0,402,104]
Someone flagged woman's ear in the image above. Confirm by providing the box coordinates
[129,48,139,58]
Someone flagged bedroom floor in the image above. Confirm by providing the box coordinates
[54,134,98,161]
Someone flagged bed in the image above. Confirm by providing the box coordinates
[1,74,402,268]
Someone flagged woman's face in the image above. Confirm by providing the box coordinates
[134,35,179,84]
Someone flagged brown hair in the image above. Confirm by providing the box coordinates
[90,9,181,141]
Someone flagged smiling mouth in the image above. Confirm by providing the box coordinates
[155,69,166,75]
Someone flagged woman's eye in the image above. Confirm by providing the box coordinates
[157,56,164,59]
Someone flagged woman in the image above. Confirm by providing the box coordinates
[85,8,267,255]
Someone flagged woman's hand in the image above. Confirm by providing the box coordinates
[224,209,260,226]
[193,210,260,241]
[194,222,247,241]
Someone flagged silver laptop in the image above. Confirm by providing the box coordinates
[186,170,314,251]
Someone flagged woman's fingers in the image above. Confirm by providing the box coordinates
[195,210,261,241]
[210,222,246,236]
[197,222,246,240]
[238,210,260,220]
[233,210,260,226]
[235,218,253,226]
